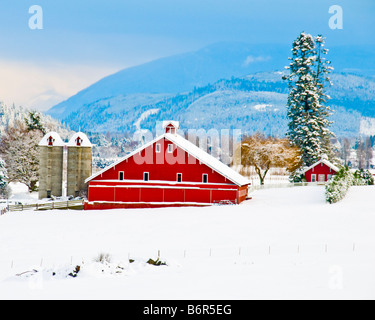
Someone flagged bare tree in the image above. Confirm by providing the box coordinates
[356,138,366,169]
[365,136,373,169]
[239,134,302,185]
[0,120,43,192]
[341,138,352,167]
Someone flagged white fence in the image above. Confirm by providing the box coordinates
[248,181,326,193]
[3,200,85,214]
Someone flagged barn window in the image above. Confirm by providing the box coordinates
[177,173,182,183]
[47,190,52,198]
[155,144,161,153]
[168,144,173,153]
[119,172,124,181]
[76,137,82,146]
[311,174,317,183]
[48,136,54,146]
[202,174,208,183]
[144,172,149,181]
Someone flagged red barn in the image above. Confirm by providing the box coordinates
[85,122,250,210]
[303,158,340,183]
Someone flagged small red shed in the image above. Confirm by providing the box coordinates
[84,121,250,210]
[303,157,340,183]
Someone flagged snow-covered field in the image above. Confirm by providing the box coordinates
[0,185,375,300]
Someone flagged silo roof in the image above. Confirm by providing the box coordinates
[38,132,65,147]
[67,132,92,147]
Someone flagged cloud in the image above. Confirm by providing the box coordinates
[0,60,117,111]
[243,55,271,67]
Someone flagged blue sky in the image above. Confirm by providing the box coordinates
[0,0,374,110]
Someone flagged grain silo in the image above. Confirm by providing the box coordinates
[67,132,92,198]
[38,132,65,200]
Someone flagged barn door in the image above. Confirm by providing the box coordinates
[318,174,326,182]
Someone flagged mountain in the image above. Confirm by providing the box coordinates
[57,71,375,138]
[48,42,291,119]
[47,42,375,137]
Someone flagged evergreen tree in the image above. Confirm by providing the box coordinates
[283,33,336,167]
[0,158,10,199]
[25,111,47,134]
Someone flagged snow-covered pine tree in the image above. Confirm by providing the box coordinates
[25,111,47,135]
[314,35,337,161]
[283,32,336,167]
[0,158,10,199]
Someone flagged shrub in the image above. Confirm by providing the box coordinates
[289,171,306,183]
[326,167,374,203]
[325,167,353,204]
[94,253,112,264]
[353,169,374,186]
[147,258,167,266]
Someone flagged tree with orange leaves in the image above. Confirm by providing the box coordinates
[239,134,302,185]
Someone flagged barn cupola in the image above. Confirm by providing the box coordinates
[163,121,180,135]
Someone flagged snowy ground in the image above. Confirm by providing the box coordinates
[0,185,375,300]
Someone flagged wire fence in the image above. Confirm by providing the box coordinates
[0,242,365,274]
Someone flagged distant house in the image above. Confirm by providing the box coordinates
[84,121,251,210]
[303,157,340,183]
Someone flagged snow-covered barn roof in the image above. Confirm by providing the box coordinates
[302,158,340,174]
[67,132,92,147]
[38,132,65,147]
[86,132,250,186]
[167,133,250,186]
